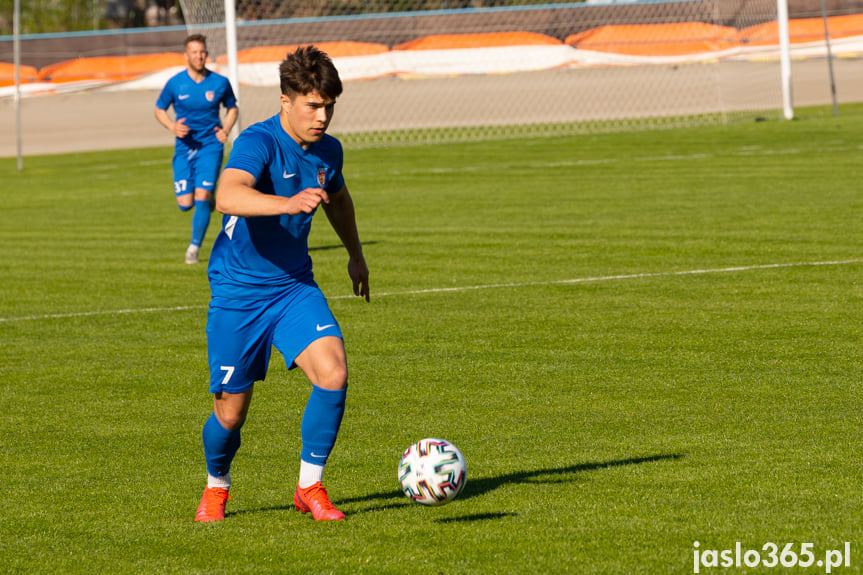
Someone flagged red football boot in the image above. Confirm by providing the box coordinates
[293,482,345,521]
[194,487,230,522]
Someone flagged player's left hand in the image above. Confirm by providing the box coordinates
[214,126,228,144]
[348,257,370,302]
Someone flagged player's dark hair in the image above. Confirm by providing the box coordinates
[279,45,343,101]
[184,34,207,49]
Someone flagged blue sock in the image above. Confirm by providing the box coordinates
[300,385,347,466]
[191,199,211,247]
[202,412,242,478]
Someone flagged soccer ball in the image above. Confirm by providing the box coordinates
[398,438,467,506]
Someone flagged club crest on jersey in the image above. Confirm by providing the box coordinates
[317,167,327,187]
[205,91,215,102]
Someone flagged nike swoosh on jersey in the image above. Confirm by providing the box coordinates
[316,324,336,332]
[202,181,214,186]
[283,171,296,179]
[178,94,190,100]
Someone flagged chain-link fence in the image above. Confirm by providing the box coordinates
[2,0,863,154]
[178,0,789,145]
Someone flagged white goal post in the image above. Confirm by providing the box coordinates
[777,0,795,119]
[179,0,793,146]
[223,0,241,138]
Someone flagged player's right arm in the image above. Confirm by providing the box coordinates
[154,107,189,138]
[216,168,329,217]
[154,77,190,139]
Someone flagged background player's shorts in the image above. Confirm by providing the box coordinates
[206,281,342,394]
[172,140,224,197]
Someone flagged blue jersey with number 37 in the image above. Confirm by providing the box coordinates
[155,69,236,148]
[208,114,346,300]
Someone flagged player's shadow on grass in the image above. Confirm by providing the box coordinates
[458,453,684,501]
[437,512,519,523]
[341,452,684,514]
[310,240,378,252]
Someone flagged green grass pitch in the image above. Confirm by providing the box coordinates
[1,106,862,573]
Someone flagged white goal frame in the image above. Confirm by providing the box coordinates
[178,0,796,146]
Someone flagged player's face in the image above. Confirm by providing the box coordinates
[184,41,208,74]
[280,90,335,148]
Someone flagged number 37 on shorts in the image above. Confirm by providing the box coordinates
[220,366,235,385]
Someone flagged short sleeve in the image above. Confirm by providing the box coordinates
[327,171,345,194]
[221,79,238,110]
[324,137,345,194]
[225,127,272,182]
[155,81,174,110]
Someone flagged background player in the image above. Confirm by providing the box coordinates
[193,46,370,523]
[154,34,238,264]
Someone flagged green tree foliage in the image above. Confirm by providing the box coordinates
[0,0,106,35]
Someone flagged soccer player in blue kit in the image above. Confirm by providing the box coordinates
[154,34,238,264]
[193,46,370,523]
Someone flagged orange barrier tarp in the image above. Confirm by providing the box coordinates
[15,13,863,88]
[37,52,186,83]
[566,22,739,56]
[741,13,863,45]
[0,62,39,86]
[217,41,389,65]
[394,31,562,51]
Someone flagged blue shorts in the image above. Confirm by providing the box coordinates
[172,140,224,197]
[206,282,342,393]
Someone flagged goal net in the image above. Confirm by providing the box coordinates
[179,0,784,147]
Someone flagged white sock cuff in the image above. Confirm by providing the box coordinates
[298,461,324,489]
[208,473,231,490]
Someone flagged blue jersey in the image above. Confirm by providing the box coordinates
[208,114,346,300]
[155,69,237,148]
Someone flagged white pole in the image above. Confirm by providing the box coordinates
[777,0,794,120]
[224,0,241,138]
[14,0,22,171]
